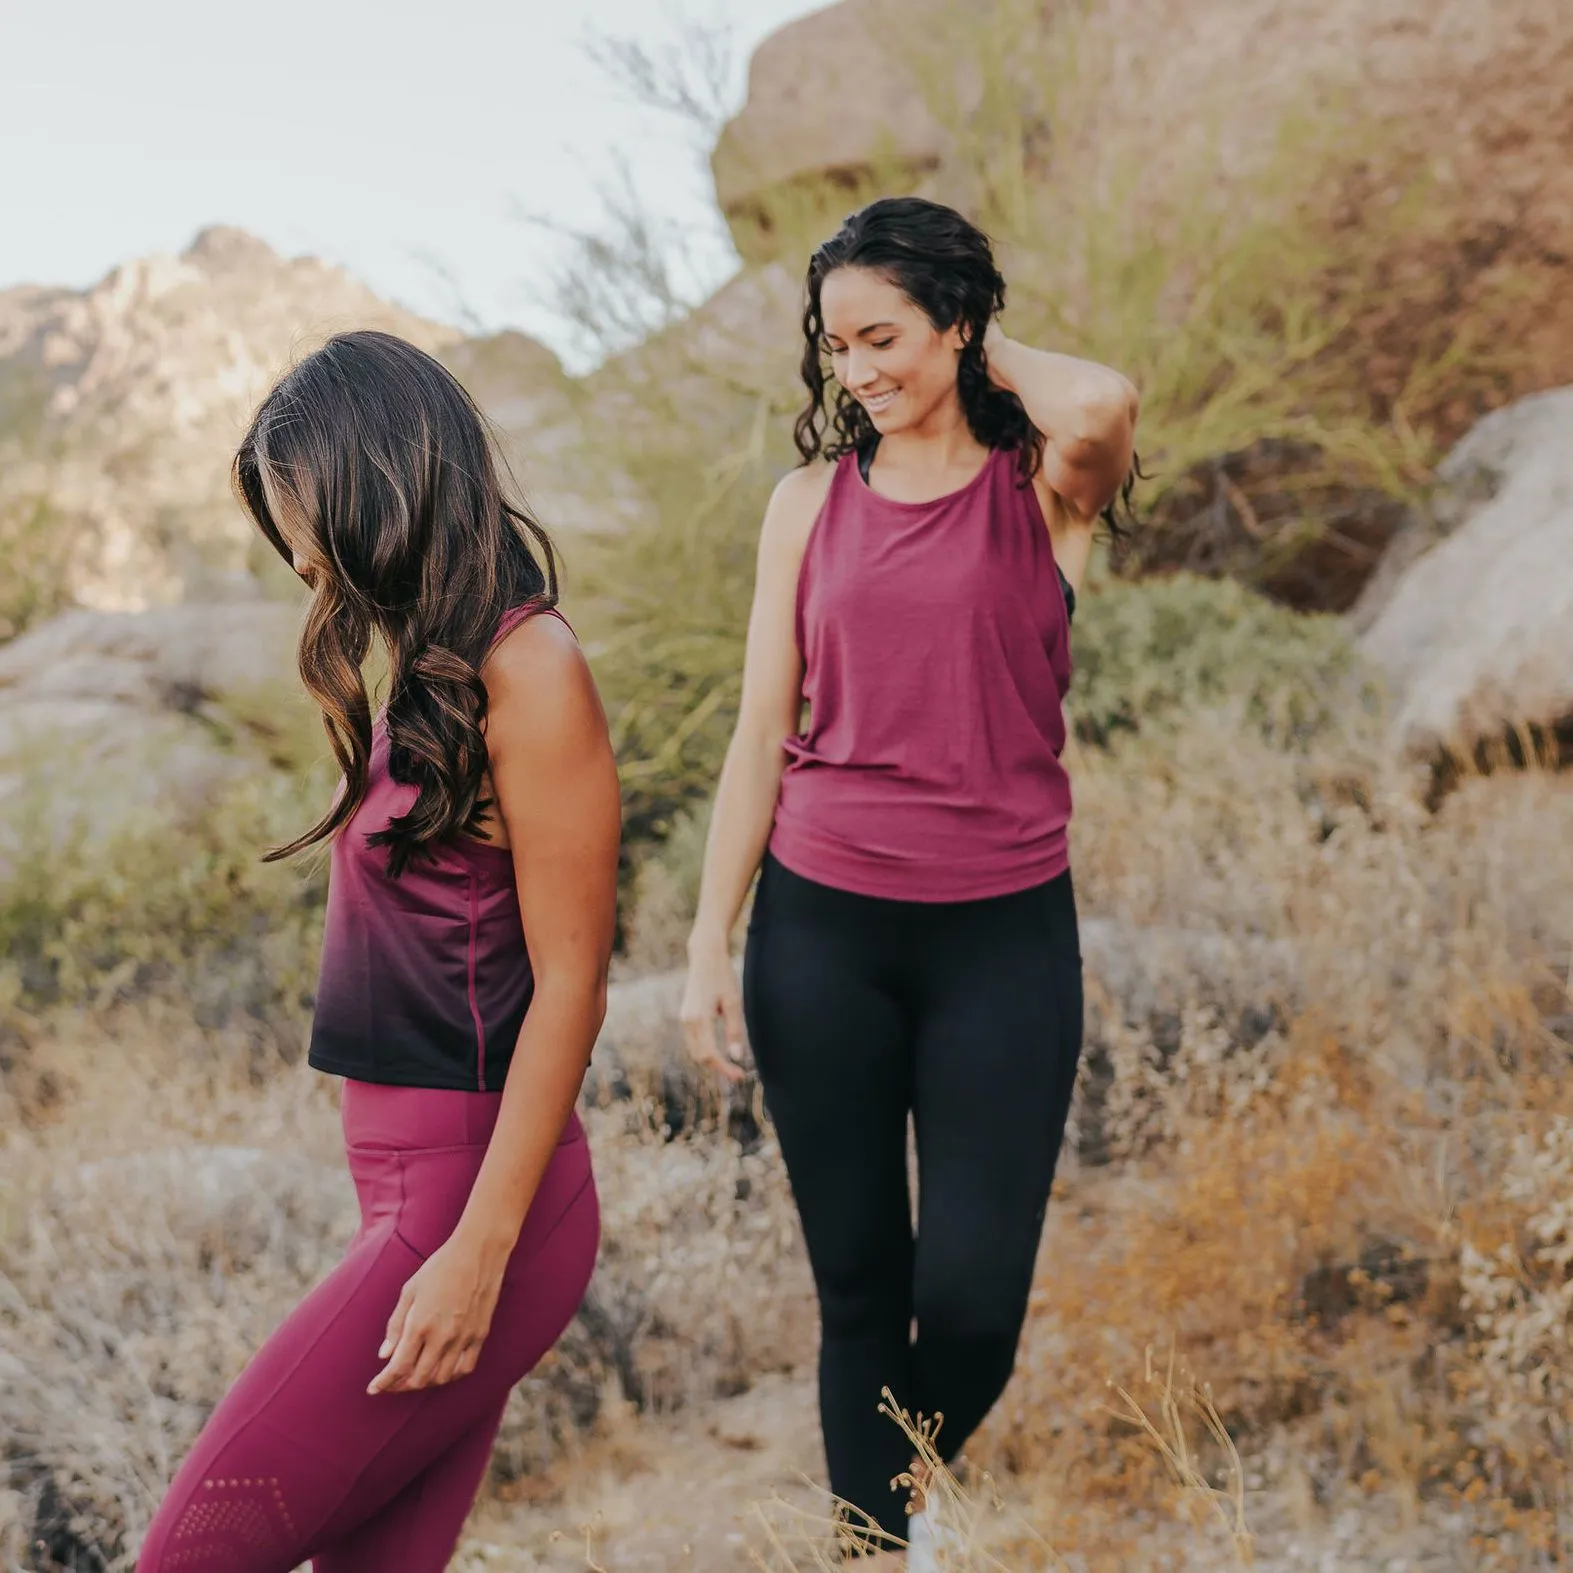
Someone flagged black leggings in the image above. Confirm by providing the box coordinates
[743,852,1084,1543]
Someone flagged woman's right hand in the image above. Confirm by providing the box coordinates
[680,932,748,1084]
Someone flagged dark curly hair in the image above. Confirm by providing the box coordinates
[794,196,1138,538]
[234,330,559,877]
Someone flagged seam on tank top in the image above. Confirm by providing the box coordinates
[467,873,486,1091]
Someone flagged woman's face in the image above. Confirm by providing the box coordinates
[260,468,325,585]
[819,266,966,439]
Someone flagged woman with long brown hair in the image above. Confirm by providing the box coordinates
[137,331,620,1572]
[681,197,1139,1565]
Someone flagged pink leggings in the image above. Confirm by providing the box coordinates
[136,1081,599,1572]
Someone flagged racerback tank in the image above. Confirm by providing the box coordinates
[769,445,1074,902]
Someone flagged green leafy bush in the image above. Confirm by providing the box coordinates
[0,371,78,644]
[0,722,332,1035]
[1069,574,1375,749]
[624,797,715,968]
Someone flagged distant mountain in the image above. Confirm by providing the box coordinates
[0,228,575,612]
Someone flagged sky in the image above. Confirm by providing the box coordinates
[0,0,824,362]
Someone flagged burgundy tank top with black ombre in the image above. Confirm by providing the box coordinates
[769,446,1074,903]
[308,603,565,1091]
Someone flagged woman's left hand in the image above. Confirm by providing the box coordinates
[367,1234,506,1394]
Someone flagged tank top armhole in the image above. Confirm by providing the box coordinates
[487,600,573,655]
[793,459,851,665]
[1016,462,1076,623]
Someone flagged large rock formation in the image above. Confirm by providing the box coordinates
[1358,387,1573,761]
[713,0,1573,412]
[0,601,304,844]
[439,329,589,529]
[0,230,576,615]
[711,0,957,263]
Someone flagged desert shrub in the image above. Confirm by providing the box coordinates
[1452,1115,1573,1563]
[623,797,715,969]
[0,1056,811,1568]
[970,726,1573,1559]
[0,372,78,644]
[0,1124,357,1568]
[0,488,76,645]
[0,755,332,1034]
[575,392,789,841]
[0,654,366,1041]
[1068,573,1377,749]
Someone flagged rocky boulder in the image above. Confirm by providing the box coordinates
[710,0,1573,415]
[1358,386,1573,761]
[435,330,597,535]
[710,0,957,263]
[0,600,304,843]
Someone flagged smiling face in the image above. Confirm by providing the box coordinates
[819,265,968,439]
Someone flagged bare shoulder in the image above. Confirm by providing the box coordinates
[763,462,836,551]
[481,611,604,743]
[484,608,584,681]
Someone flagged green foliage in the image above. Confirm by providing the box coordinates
[0,488,75,643]
[577,389,789,839]
[0,731,332,1031]
[0,370,76,644]
[895,0,1516,501]
[1069,574,1374,750]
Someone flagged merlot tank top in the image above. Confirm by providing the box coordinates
[769,446,1074,903]
[308,602,565,1091]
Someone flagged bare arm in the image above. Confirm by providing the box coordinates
[681,465,829,1080]
[455,614,620,1255]
[369,613,620,1394]
[983,324,1139,592]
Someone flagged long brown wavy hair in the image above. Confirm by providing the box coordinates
[234,330,559,876]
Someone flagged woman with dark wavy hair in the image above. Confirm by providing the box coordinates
[680,197,1139,1564]
[137,331,620,1573]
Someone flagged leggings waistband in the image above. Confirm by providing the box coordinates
[340,1079,506,1150]
[339,1079,587,1152]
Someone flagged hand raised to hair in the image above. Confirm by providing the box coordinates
[982,319,1018,392]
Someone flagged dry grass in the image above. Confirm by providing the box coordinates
[0,1015,813,1569]
[958,728,1573,1569]
[4,706,1570,1569]
[5,5,1567,1562]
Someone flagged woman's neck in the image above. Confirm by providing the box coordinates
[872,397,988,482]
